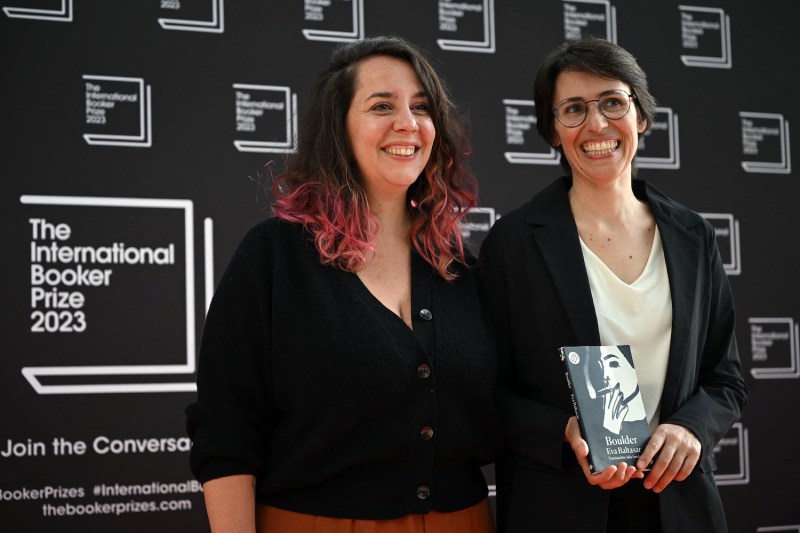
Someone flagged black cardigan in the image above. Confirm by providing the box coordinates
[186,218,501,519]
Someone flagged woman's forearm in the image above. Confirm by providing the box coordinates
[203,474,256,533]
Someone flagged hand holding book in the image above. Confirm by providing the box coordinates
[636,423,702,493]
[565,415,643,490]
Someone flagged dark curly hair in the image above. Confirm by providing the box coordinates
[272,36,477,280]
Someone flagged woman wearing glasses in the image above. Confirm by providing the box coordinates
[479,37,747,532]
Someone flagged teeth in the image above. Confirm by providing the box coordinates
[583,140,618,154]
[384,146,416,156]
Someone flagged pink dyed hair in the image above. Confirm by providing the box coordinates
[272,36,478,280]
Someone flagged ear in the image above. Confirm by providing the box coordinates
[552,132,561,147]
[637,117,647,134]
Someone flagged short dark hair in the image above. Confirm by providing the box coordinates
[533,37,657,173]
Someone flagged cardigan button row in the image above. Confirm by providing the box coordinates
[414,309,433,504]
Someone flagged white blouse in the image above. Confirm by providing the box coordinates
[580,226,672,431]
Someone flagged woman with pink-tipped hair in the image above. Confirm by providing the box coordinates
[187,36,500,533]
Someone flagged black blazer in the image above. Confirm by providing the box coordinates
[479,177,747,533]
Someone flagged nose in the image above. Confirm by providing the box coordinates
[394,108,419,133]
[584,101,608,131]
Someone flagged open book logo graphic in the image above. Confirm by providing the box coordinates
[638,107,681,170]
[3,0,72,21]
[740,112,792,175]
[83,75,152,148]
[749,317,800,380]
[563,0,618,43]
[302,0,364,42]
[713,422,750,485]
[503,99,561,166]
[158,0,224,33]
[699,213,741,276]
[437,0,496,53]
[679,5,732,69]
[20,195,198,395]
[233,84,298,154]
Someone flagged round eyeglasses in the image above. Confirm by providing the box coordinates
[553,90,636,128]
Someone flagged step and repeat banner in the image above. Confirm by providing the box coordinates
[2,1,797,532]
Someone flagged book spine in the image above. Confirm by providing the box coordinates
[560,347,599,472]
[560,347,580,419]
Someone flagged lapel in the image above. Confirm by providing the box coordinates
[525,178,703,416]
[643,183,703,417]
[525,177,600,346]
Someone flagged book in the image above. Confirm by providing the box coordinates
[559,344,651,472]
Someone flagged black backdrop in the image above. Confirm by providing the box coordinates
[2,1,798,531]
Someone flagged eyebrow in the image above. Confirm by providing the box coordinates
[559,89,628,102]
[365,90,428,100]
[602,353,620,360]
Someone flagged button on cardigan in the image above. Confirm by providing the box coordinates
[186,218,501,519]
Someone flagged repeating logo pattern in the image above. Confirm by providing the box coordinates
[4,2,798,530]
[302,0,364,42]
[713,422,750,486]
[158,0,224,33]
[679,5,732,69]
[637,107,681,170]
[562,0,617,42]
[232,84,299,153]
[740,112,792,174]
[3,0,72,21]
[83,76,153,148]
[699,213,741,276]
[502,99,561,165]
[459,206,499,253]
[437,0,496,53]
[749,317,800,380]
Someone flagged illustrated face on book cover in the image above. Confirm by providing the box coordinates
[585,345,647,434]
[600,347,638,402]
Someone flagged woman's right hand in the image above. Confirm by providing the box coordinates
[565,416,642,489]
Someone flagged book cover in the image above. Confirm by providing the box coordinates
[559,344,651,472]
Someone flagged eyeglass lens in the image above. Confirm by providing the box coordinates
[555,91,632,127]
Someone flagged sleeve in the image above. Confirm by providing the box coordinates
[662,220,749,467]
[478,228,573,472]
[185,222,278,484]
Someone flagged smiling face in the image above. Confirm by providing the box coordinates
[345,55,435,204]
[552,70,646,187]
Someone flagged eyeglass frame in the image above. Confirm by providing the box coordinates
[552,90,637,128]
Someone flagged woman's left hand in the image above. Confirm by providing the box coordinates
[636,423,701,493]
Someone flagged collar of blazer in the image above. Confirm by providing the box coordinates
[521,175,708,420]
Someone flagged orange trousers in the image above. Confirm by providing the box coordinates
[256,498,494,533]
